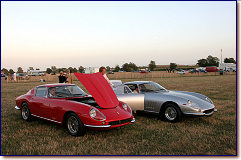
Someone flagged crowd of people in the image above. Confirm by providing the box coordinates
[58,67,114,86]
[58,69,73,84]
[4,67,113,85]
[4,73,17,82]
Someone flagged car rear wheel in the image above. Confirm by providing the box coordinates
[66,113,86,136]
[161,103,182,122]
[21,102,32,121]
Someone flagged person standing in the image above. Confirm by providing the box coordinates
[99,66,114,86]
[58,71,66,83]
[66,69,73,84]
[7,73,10,83]
[13,72,17,81]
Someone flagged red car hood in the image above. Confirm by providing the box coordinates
[74,72,119,108]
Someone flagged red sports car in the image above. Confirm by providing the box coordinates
[15,73,135,136]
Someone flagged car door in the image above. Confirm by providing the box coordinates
[30,86,50,118]
[115,84,144,111]
[47,86,66,122]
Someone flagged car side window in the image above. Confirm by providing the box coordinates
[124,86,132,94]
[126,84,137,92]
[139,84,146,92]
[35,87,47,97]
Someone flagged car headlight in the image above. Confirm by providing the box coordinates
[187,100,201,112]
[122,103,132,114]
[187,100,192,106]
[206,97,213,104]
[89,108,96,118]
[123,103,128,111]
[89,108,106,121]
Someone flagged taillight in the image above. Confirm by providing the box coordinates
[89,108,106,121]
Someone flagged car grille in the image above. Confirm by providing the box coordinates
[109,118,132,126]
[204,108,214,114]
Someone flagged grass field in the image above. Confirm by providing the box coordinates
[1,74,236,155]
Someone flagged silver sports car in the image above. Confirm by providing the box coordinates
[111,81,217,122]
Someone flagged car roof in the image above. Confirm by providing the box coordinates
[36,83,75,88]
[124,81,152,85]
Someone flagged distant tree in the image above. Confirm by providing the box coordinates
[224,58,236,64]
[122,62,138,72]
[58,68,67,73]
[122,63,130,72]
[206,55,219,66]
[29,67,34,70]
[17,67,23,73]
[68,67,74,73]
[148,60,156,71]
[106,66,111,71]
[67,67,78,73]
[1,68,8,75]
[46,68,52,74]
[197,55,219,67]
[129,62,138,71]
[169,63,177,71]
[9,69,15,75]
[78,66,85,73]
[113,65,120,72]
[197,59,208,67]
[73,68,78,73]
[51,66,57,74]
[36,68,40,70]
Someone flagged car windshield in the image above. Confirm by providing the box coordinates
[48,85,87,98]
[139,82,166,92]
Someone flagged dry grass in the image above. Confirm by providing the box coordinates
[1,74,236,155]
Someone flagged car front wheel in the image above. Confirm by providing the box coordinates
[161,103,182,122]
[21,102,32,121]
[66,113,86,136]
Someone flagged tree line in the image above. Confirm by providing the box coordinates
[45,66,85,74]
[1,56,236,75]
[197,55,236,67]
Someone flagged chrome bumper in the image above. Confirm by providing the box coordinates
[84,124,111,128]
[84,118,135,128]
[131,118,135,123]
[184,108,217,116]
[15,106,20,110]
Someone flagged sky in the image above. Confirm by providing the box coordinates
[1,1,236,71]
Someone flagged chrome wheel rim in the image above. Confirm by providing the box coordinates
[21,106,29,120]
[165,106,177,121]
[67,116,79,134]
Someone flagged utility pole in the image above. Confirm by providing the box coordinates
[221,49,223,64]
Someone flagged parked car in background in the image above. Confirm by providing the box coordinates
[199,69,207,73]
[111,80,217,122]
[15,73,134,136]
[225,68,236,72]
[189,69,199,73]
[140,70,148,73]
[107,71,114,74]
[16,73,29,80]
[176,70,187,74]
[1,73,5,77]
[205,66,218,72]
[27,70,45,76]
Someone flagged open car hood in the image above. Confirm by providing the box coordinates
[74,72,119,108]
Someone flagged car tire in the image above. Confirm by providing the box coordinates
[66,113,86,136]
[161,103,182,122]
[21,102,32,121]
